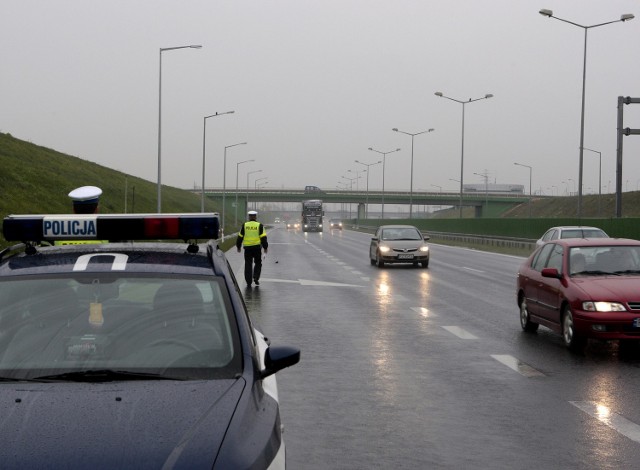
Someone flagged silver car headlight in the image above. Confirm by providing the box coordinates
[379,246,391,253]
[419,246,429,253]
[582,301,626,312]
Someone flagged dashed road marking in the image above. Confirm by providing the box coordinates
[570,401,640,444]
[491,354,545,377]
[261,278,365,287]
[441,326,478,339]
[463,267,484,273]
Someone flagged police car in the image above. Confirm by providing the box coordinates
[0,213,300,469]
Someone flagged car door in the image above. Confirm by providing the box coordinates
[522,244,554,317]
[535,243,565,326]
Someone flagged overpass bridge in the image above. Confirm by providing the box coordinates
[198,188,530,220]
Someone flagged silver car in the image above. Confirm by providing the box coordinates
[536,226,609,247]
[370,225,430,268]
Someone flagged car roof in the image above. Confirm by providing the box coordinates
[544,238,639,248]
[377,224,420,229]
[548,225,604,230]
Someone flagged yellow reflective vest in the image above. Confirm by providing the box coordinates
[237,221,266,247]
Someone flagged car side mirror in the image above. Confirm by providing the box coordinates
[423,235,430,241]
[371,237,378,242]
[261,345,300,379]
[541,267,562,279]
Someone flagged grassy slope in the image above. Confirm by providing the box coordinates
[0,132,223,246]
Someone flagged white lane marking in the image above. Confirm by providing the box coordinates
[411,307,432,318]
[336,261,346,266]
[441,326,478,339]
[491,354,545,377]
[570,401,640,444]
[463,267,484,273]
[299,279,365,287]
[260,278,365,287]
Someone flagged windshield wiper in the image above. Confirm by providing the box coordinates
[33,369,188,382]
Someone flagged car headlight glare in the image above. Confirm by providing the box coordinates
[582,301,627,312]
[419,246,429,252]
[379,246,391,253]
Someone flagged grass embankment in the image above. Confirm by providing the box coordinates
[0,132,229,248]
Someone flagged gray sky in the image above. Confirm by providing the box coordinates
[2,0,640,197]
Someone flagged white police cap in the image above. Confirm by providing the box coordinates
[68,186,102,204]
[247,210,258,216]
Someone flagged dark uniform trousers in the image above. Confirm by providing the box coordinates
[244,245,262,284]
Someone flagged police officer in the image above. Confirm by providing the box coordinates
[236,210,268,286]
[68,186,102,214]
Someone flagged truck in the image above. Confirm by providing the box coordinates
[301,199,324,232]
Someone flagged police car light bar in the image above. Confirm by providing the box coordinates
[2,213,219,242]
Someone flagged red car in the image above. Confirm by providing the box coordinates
[516,238,640,350]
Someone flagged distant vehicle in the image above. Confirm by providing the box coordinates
[302,199,323,232]
[304,185,323,194]
[286,220,300,230]
[274,218,281,223]
[536,226,609,247]
[369,225,430,268]
[329,219,343,230]
[517,237,640,350]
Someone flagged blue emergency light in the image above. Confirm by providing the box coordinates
[2,214,219,242]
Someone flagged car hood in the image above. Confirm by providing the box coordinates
[0,378,244,468]
[383,240,425,249]
[573,276,640,300]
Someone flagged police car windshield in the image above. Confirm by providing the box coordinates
[0,275,241,381]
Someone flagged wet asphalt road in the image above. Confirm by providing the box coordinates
[228,227,640,469]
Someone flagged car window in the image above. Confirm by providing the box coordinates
[583,229,608,238]
[560,229,583,239]
[545,244,564,273]
[541,229,556,242]
[395,228,421,240]
[0,275,241,380]
[531,244,554,271]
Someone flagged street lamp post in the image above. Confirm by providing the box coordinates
[473,171,489,209]
[368,147,401,219]
[157,44,202,213]
[254,177,268,211]
[354,159,382,219]
[341,175,357,219]
[255,177,268,190]
[223,142,247,235]
[435,91,493,218]
[583,147,602,216]
[246,170,262,215]
[201,111,234,212]
[235,159,255,226]
[514,162,533,217]
[347,169,366,191]
[539,9,634,218]
[392,128,434,218]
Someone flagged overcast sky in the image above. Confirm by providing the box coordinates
[2,0,640,197]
